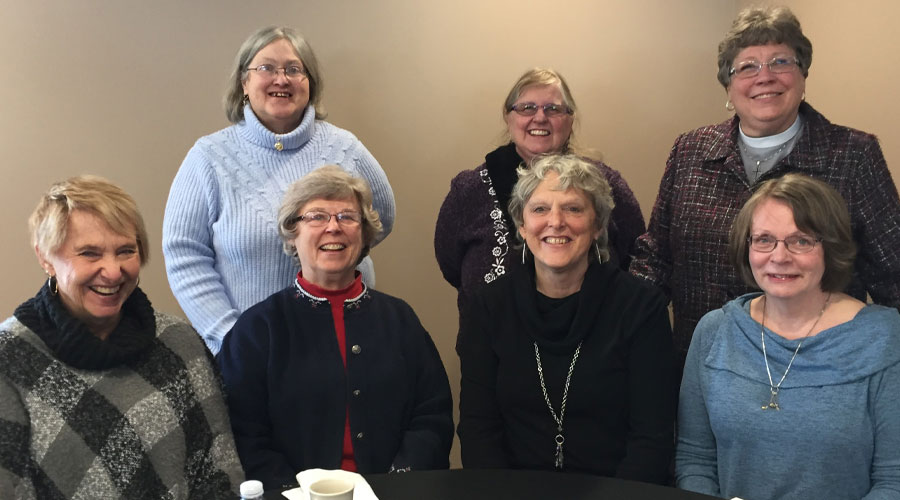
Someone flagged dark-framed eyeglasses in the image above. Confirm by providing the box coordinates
[246,64,308,80]
[748,234,821,254]
[729,57,800,80]
[293,210,361,227]
[507,102,574,117]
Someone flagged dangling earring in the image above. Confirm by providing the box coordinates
[595,242,603,264]
[242,94,250,105]
[521,245,527,265]
[801,91,806,102]
[725,99,735,111]
[48,275,58,295]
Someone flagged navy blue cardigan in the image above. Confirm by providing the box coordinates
[218,282,453,489]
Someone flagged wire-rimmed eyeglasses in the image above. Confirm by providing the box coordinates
[729,57,800,80]
[748,234,821,254]
[292,211,361,227]
[507,102,574,117]
[246,64,308,81]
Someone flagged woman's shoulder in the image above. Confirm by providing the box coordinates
[235,286,304,323]
[190,122,242,151]
[448,163,490,189]
[439,163,493,216]
[597,265,669,309]
[0,315,35,351]
[311,119,362,145]
[802,103,879,145]
[670,118,736,153]
[692,294,756,342]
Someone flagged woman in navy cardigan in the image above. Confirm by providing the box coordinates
[219,166,452,489]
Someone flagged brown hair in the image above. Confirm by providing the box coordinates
[717,6,812,88]
[729,173,855,292]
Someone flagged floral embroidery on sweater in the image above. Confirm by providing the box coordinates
[480,169,509,284]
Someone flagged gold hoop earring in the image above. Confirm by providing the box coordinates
[725,99,735,111]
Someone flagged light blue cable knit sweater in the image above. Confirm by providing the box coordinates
[163,105,395,354]
[677,293,900,500]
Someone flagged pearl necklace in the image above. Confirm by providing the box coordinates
[760,293,831,410]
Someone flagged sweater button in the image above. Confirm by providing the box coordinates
[356,432,364,439]
[351,345,361,354]
[352,389,361,397]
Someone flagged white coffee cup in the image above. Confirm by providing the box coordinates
[308,477,355,500]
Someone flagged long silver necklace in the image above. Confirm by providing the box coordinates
[740,140,789,180]
[534,340,581,469]
[760,293,830,410]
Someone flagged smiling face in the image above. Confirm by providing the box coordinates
[242,38,311,134]
[749,198,825,302]
[37,210,141,340]
[293,197,364,290]
[727,43,805,137]
[519,171,600,282]
[506,84,574,163]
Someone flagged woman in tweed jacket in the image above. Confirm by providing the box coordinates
[630,6,900,360]
[0,176,243,499]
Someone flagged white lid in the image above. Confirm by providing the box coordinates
[240,479,264,497]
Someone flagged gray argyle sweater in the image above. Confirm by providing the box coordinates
[0,284,244,499]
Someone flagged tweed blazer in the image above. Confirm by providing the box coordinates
[631,102,900,353]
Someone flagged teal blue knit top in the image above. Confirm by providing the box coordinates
[677,293,900,500]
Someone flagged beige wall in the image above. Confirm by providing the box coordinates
[2,0,896,467]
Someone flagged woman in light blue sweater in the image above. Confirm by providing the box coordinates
[163,27,394,354]
[677,173,900,500]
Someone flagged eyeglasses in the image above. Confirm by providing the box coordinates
[729,57,800,80]
[294,210,361,227]
[246,64,307,80]
[508,102,574,117]
[748,234,822,254]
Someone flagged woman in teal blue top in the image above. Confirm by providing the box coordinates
[677,173,900,500]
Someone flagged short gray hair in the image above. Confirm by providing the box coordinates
[224,26,325,123]
[277,166,382,265]
[508,154,614,262]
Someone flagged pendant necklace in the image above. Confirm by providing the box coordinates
[740,140,788,181]
[760,293,830,410]
[534,340,581,469]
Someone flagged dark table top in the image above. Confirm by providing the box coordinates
[270,468,722,500]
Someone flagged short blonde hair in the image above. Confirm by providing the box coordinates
[277,166,382,265]
[508,154,614,262]
[29,175,149,264]
[502,68,581,154]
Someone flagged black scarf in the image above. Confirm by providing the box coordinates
[14,283,157,370]
[513,258,617,353]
